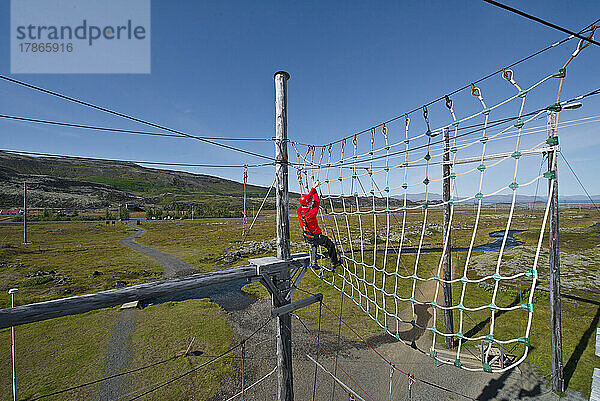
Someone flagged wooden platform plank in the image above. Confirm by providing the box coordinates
[0,264,256,329]
[591,368,600,401]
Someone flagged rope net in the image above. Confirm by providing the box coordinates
[292,66,564,372]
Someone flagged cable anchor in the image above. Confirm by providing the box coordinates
[444,95,453,110]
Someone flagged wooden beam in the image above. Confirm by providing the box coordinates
[274,70,293,401]
[271,293,322,318]
[591,368,600,401]
[0,264,255,329]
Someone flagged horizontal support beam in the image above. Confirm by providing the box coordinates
[0,264,256,329]
[0,253,313,330]
[443,147,556,166]
[271,293,323,318]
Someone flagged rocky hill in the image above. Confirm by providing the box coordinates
[0,151,272,210]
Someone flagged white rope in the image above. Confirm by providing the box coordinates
[297,66,564,372]
[305,354,366,401]
[224,366,277,401]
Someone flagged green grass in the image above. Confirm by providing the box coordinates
[125,299,234,400]
[0,300,234,400]
[0,222,164,308]
[0,308,118,400]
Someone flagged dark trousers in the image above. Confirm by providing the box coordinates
[306,233,339,265]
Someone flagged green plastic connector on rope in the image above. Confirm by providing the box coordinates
[452,121,459,127]
[430,301,438,308]
[552,67,566,78]
[525,269,538,279]
[544,170,556,180]
[486,334,494,341]
[475,192,484,200]
[384,167,389,172]
[488,303,497,311]
[411,274,418,280]
[385,145,390,150]
[409,297,416,303]
[422,202,429,209]
[450,173,456,179]
[429,326,438,333]
[424,153,431,161]
[384,187,389,192]
[426,129,432,137]
[509,182,519,190]
[402,183,408,189]
[401,206,407,211]
[514,120,524,129]
[518,337,531,347]
[546,136,559,146]
[482,108,491,116]
[449,198,454,205]
[450,146,457,153]
[480,136,488,144]
[521,303,533,313]
[338,177,342,181]
[354,192,358,197]
[460,276,469,284]
[454,358,462,368]
[518,90,528,98]
[477,164,486,172]
[492,273,502,281]
[404,139,410,144]
[548,103,562,112]
[423,178,430,185]
[429,350,436,358]
[511,151,521,159]
[457,303,465,311]
[483,363,492,373]
[433,275,441,282]
[455,332,465,339]
[370,189,375,194]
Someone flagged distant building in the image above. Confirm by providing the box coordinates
[125,203,143,212]
[0,209,23,215]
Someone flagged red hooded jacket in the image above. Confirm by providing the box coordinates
[297,188,321,235]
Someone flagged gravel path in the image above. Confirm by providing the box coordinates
[97,222,199,400]
[96,309,137,401]
[118,223,196,278]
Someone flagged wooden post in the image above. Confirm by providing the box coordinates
[275,71,291,261]
[22,182,28,245]
[442,127,454,348]
[547,110,564,392]
[274,70,293,401]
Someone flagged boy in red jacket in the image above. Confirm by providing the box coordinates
[297,180,341,269]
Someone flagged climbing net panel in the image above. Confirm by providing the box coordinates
[292,66,565,372]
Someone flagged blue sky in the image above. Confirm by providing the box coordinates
[1,1,599,196]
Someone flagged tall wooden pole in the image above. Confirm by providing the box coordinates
[547,110,564,392]
[442,127,454,348]
[274,70,293,401]
[22,182,28,245]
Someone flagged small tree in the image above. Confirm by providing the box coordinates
[145,208,154,219]
[119,206,130,220]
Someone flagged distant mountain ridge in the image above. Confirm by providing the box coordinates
[0,151,274,210]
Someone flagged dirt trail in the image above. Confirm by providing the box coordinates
[97,223,198,401]
[118,223,196,278]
